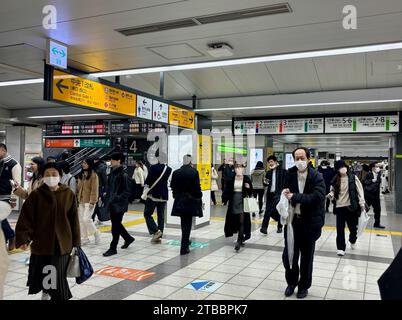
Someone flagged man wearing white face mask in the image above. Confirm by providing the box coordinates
[261,155,287,234]
[282,147,326,299]
[363,162,385,229]
[327,160,366,256]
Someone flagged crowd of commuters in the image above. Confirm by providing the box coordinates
[0,141,392,300]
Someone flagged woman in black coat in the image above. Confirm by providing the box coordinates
[222,163,253,251]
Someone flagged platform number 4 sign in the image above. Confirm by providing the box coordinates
[130,140,137,152]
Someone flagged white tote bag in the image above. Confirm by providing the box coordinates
[243,197,259,213]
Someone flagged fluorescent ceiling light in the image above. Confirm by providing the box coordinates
[28,113,110,119]
[195,99,402,112]
[0,78,44,87]
[212,119,232,122]
[91,42,402,78]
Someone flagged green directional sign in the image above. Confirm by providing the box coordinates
[79,139,111,148]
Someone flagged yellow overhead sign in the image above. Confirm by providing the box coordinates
[52,69,136,116]
[197,135,212,191]
[169,105,195,129]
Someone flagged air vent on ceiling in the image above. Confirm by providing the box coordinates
[196,3,291,24]
[117,18,198,36]
[116,3,292,36]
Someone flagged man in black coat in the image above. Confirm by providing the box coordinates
[170,155,203,255]
[261,155,287,234]
[103,152,134,257]
[282,147,326,299]
[363,162,385,229]
[143,152,172,243]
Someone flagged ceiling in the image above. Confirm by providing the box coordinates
[0,0,402,121]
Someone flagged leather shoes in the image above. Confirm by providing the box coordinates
[285,285,296,297]
[234,242,241,251]
[297,289,308,299]
[374,224,385,229]
[180,247,190,255]
[103,249,117,257]
[121,237,135,249]
[277,227,283,233]
[260,228,268,235]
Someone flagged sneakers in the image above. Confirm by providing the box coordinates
[94,231,101,245]
[41,292,51,300]
[103,249,117,257]
[350,241,357,250]
[337,250,345,256]
[151,230,163,243]
[121,237,135,249]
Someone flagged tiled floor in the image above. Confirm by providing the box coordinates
[3,194,400,300]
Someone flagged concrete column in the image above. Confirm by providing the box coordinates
[394,133,402,214]
[6,126,42,211]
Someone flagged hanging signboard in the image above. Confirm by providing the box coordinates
[46,39,68,70]
[153,100,169,123]
[51,69,136,116]
[45,138,111,148]
[234,118,324,135]
[169,105,195,129]
[325,115,399,133]
[136,95,153,120]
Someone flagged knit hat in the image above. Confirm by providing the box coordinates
[334,160,347,172]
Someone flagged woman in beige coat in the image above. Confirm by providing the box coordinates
[77,157,100,245]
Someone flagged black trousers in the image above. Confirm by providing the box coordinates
[366,195,381,225]
[326,198,331,212]
[180,215,193,251]
[110,211,133,250]
[211,191,216,205]
[335,206,358,251]
[283,218,317,290]
[253,189,264,213]
[143,199,166,234]
[261,193,282,231]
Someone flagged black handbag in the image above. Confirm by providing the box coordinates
[97,199,110,222]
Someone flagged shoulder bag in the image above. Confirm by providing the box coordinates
[141,165,167,201]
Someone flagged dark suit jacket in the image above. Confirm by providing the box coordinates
[145,163,172,201]
[363,171,381,198]
[264,168,288,196]
[170,165,203,217]
[285,166,326,238]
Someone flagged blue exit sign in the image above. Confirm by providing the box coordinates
[46,39,67,69]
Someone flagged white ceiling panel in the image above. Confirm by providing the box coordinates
[222,64,279,96]
[181,68,241,97]
[367,49,402,88]
[266,59,321,93]
[313,54,367,90]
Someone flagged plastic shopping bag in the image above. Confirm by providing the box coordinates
[276,191,294,268]
[357,210,370,238]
